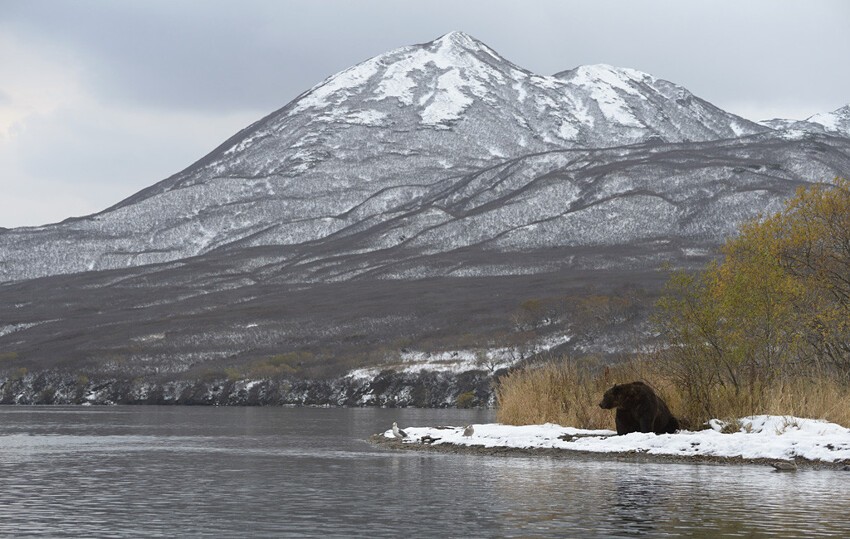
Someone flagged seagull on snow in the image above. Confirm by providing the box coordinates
[392,421,407,439]
[463,425,474,437]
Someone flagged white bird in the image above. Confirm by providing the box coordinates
[392,421,407,439]
[463,425,474,437]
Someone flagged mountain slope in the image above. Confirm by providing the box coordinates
[1,32,849,401]
[760,104,850,137]
[2,133,849,383]
[808,104,850,137]
[0,31,768,283]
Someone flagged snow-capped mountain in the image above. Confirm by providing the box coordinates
[760,104,850,137]
[808,104,850,137]
[0,31,768,283]
[759,118,827,133]
[1,32,849,390]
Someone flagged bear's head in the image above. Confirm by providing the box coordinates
[599,381,646,409]
[599,384,624,409]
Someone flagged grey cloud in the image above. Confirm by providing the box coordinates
[1,0,849,228]
[4,102,257,219]
[3,0,849,117]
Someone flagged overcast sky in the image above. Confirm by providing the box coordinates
[1,0,848,227]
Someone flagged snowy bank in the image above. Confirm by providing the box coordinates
[378,416,850,465]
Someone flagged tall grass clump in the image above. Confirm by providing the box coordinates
[664,367,850,428]
[495,357,678,429]
[495,359,604,428]
[496,356,850,429]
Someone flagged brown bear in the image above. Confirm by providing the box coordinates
[599,381,679,435]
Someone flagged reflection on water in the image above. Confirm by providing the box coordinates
[0,406,847,537]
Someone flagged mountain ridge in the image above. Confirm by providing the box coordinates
[0,31,782,283]
[760,104,850,137]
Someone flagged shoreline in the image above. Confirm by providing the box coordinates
[368,434,850,470]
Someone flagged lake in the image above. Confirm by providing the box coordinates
[0,406,848,537]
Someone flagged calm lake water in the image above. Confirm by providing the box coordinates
[0,406,848,538]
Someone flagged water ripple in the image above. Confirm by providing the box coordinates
[0,406,847,537]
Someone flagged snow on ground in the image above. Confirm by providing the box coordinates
[384,416,850,463]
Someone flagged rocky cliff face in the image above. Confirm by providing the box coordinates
[0,32,848,402]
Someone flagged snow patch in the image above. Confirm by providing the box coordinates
[370,32,504,126]
[388,415,850,463]
[291,58,381,112]
[513,80,527,102]
[347,334,570,380]
[557,121,579,140]
[0,322,43,337]
[729,121,747,137]
[809,111,840,131]
[569,64,646,127]
[808,106,850,136]
[570,100,594,127]
[342,109,388,126]
[420,68,477,126]
[488,146,508,158]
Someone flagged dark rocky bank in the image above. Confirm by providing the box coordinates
[0,368,496,407]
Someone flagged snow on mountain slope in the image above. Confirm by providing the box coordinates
[239,134,850,283]
[0,31,779,283]
[1,134,849,381]
[760,104,850,138]
[759,118,827,133]
[808,105,850,137]
[553,63,760,141]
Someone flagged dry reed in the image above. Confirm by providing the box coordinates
[495,357,850,429]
